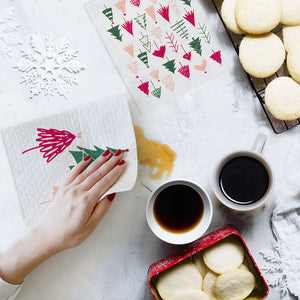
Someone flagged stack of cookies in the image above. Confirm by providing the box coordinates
[155,238,258,300]
[221,0,300,121]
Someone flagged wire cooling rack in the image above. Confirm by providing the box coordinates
[211,0,300,134]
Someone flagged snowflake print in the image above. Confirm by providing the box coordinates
[16,35,85,98]
[260,242,290,297]
[0,6,22,57]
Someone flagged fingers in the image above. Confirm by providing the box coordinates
[85,193,116,232]
[88,160,126,202]
[71,149,111,186]
[79,150,124,191]
[63,156,92,186]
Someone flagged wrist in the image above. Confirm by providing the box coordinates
[33,225,62,256]
[0,226,60,285]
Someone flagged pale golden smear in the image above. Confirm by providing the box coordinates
[134,125,177,179]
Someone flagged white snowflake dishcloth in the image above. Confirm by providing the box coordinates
[261,196,300,299]
[16,35,85,98]
[0,6,22,58]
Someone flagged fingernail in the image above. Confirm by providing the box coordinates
[102,149,110,157]
[114,149,122,156]
[84,155,91,161]
[107,193,116,202]
[118,160,126,166]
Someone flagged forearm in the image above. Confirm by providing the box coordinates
[0,226,58,285]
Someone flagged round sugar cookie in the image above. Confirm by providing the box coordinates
[202,239,244,274]
[282,25,300,52]
[221,0,244,34]
[193,253,208,278]
[239,33,285,78]
[156,261,203,300]
[203,271,218,300]
[235,0,282,34]
[265,77,300,120]
[287,41,300,83]
[170,289,210,300]
[213,269,255,300]
[281,0,300,26]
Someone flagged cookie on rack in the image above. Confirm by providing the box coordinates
[156,260,203,300]
[221,0,244,34]
[213,269,255,300]
[239,33,285,78]
[235,0,282,34]
[287,41,300,84]
[280,0,300,26]
[282,25,300,52]
[265,77,300,121]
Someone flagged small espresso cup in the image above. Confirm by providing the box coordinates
[146,179,213,245]
[211,134,274,212]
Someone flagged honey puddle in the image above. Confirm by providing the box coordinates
[134,125,177,179]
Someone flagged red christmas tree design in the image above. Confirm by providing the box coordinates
[210,49,222,65]
[157,4,170,22]
[152,41,166,58]
[22,128,77,163]
[130,0,140,7]
[165,32,179,53]
[183,9,195,27]
[181,45,191,61]
[178,63,190,79]
[138,81,149,95]
[122,19,134,36]
[183,52,191,60]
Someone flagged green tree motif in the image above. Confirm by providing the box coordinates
[107,25,123,42]
[137,50,149,67]
[180,0,191,6]
[102,6,114,23]
[198,23,211,43]
[134,13,147,30]
[69,146,127,169]
[139,33,151,53]
[151,81,161,99]
[189,37,202,56]
[171,20,189,39]
[163,59,176,73]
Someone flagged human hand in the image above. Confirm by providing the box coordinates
[41,149,126,253]
[0,149,126,284]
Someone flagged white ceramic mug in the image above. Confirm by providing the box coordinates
[211,134,274,212]
[146,179,213,245]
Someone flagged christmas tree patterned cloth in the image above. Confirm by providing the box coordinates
[1,96,137,228]
[86,0,232,107]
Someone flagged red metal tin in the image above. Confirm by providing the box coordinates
[148,224,269,300]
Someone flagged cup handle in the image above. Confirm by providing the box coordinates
[251,133,267,154]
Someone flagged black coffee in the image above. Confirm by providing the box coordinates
[219,156,269,205]
[153,184,204,234]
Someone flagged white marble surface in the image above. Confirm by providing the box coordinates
[0,0,299,299]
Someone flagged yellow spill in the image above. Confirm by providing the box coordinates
[134,125,177,179]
